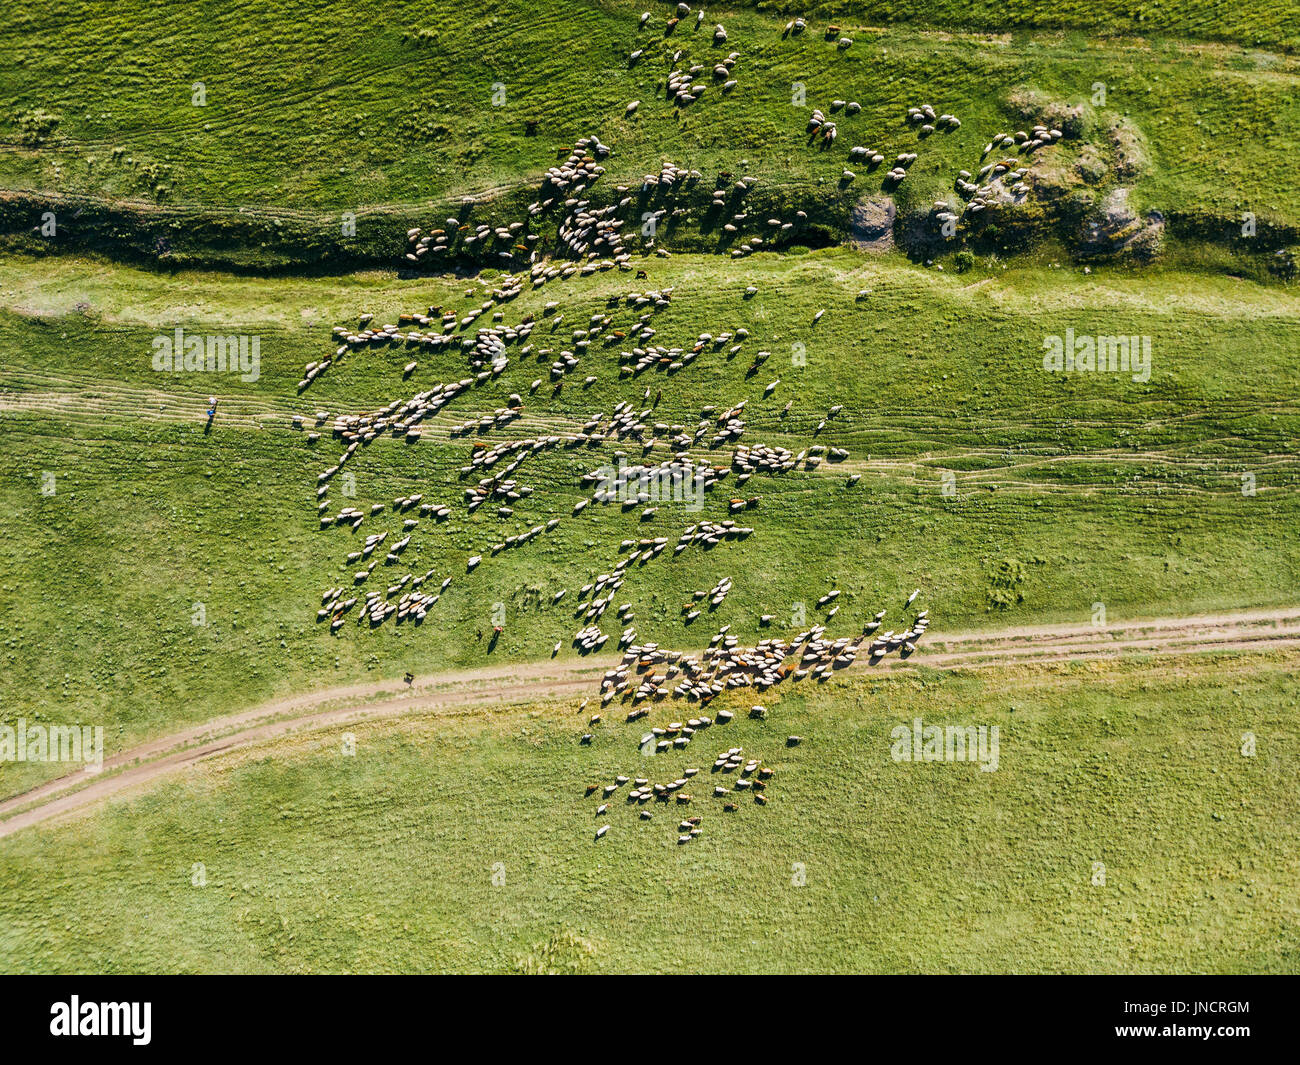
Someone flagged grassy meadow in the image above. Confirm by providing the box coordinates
[0,249,1296,801]
[742,2,1300,51]
[0,652,1295,973]
[0,0,1296,976]
[1,1,1298,269]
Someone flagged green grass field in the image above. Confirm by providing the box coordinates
[0,0,1296,975]
[1,653,1295,973]
[742,1,1300,50]
[2,1,1298,269]
[1,249,1296,801]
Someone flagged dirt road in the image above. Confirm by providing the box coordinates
[2,607,1297,839]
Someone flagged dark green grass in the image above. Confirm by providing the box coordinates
[2,0,1298,255]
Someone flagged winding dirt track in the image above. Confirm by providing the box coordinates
[2,607,1297,840]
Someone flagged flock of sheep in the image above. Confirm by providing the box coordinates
[298,265,827,633]
[582,586,929,843]
[294,6,1039,845]
[622,6,1061,252]
[296,228,935,842]
[586,743,776,845]
[389,0,1077,289]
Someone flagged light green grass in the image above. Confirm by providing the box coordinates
[0,653,1295,973]
[1,250,1297,799]
[1,0,1296,978]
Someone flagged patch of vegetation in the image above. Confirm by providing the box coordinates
[986,557,1032,611]
[512,929,601,974]
[13,108,58,146]
[1004,87,1095,141]
[747,1,1299,51]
